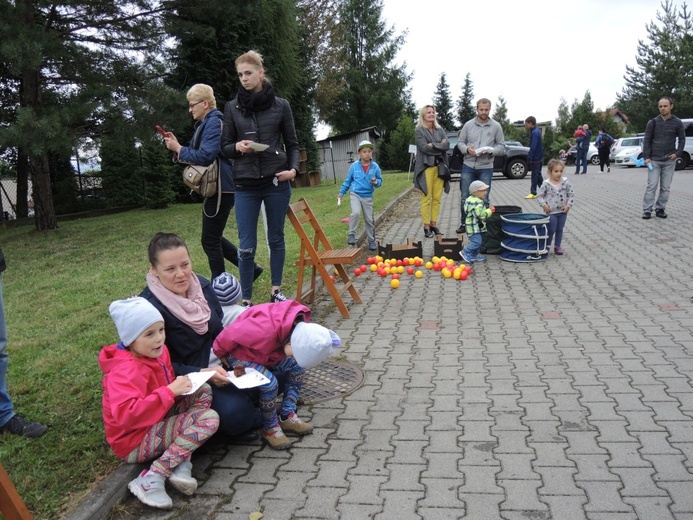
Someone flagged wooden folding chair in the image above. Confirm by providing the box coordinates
[287,197,362,318]
[0,463,32,520]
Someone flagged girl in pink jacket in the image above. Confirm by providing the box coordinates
[100,297,219,510]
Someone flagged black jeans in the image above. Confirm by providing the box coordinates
[598,148,610,171]
[202,192,239,279]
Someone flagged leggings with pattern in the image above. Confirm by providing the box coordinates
[124,383,219,477]
[224,356,304,430]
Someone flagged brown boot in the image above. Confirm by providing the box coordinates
[262,426,291,450]
[279,413,314,436]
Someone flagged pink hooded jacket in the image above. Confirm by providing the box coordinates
[98,344,176,458]
[213,300,310,367]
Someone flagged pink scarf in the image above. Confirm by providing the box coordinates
[146,271,210,335]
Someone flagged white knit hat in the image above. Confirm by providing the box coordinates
[109,297,164,347]
[290,322,341,368]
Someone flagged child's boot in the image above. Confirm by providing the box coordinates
[279,413,314,436]
[168,460,198,496]
[128,469,173,509]
[262,426,291,450]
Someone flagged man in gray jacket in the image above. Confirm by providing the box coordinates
[642,96,685,219]
[455,98,505,233]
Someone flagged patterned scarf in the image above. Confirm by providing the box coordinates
[146,271,210,335]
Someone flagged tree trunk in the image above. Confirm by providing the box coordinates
[19,0,58,230]
[30,152,57,230]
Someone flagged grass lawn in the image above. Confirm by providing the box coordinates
[0,171,413,519]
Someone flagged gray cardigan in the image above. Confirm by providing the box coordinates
[413,125,450,195]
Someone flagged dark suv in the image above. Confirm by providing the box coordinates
[446,132,529,180]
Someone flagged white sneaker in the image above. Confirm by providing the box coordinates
[168,460,198,496]
[128,469,173,509]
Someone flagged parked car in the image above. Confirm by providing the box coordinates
[565,143,600,166]
[614,145,643,166]
[446,133,529,179]
[676,118,693,170]
[610,136,644,161]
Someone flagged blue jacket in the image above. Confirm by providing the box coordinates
[528,126,543,162]
[178,109,233,193]
[339,160,382,198]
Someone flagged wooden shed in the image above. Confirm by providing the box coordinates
[316,127,381,185]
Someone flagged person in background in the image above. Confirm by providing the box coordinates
[595,128,614,173]
[163,84,263,282]
[0,249,47,438]
[100,297,219,510]
[537,159,575,255]
[524,116,544,199]
[222,50,300,306]
[575,124,591,174]
[641,96,685,219]
[456,98,505,233]
[413,105,449,238]
[338,140,382,250]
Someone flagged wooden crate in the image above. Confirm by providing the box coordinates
[377,238,422,260]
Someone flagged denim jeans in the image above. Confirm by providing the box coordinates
[643,159,676,212]
[575,148,587,173]
[0,276,15,427]
[202,192,239,279]
[462,232,483,259]
[547,212,568,248]
[460,165,492,225]
[529,160,543,195]
[234,180,292,300]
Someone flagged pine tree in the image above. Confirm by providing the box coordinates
[616,1,693,131]
[0,1,169,230]
[384,114,416,171]
[432,73,455,131]
[316,0,411,135]
[456,73,476,127]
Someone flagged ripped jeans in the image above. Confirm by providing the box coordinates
[234,180,292,300]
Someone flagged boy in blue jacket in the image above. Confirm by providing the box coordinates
[338,140,383,251]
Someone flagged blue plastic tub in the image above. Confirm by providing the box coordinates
[500,213,549,262]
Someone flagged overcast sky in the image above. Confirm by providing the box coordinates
[380,0,684,126]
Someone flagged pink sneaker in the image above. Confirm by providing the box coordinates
[554,247,564,255]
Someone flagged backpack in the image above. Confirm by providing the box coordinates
[601,134,614,148]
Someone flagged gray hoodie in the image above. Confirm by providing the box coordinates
[457,117,505,170]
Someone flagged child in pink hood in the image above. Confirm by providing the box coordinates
[213,299,340,450]
[99,297,219,510]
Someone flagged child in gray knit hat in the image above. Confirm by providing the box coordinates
[100,297,220,510]
[212,272,246,326]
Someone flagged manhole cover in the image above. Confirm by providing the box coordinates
[300,359,365,404]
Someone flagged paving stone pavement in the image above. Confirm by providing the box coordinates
[81,164,693,520]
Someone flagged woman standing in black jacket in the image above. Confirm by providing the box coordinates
[222,50,300,307]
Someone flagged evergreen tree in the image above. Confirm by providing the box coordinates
[617,1,693,131]
[165,0,318,171]
[432,73,455,131]
[456,73,475,127]
[492,95,523,143]
[384,114,416,172]
[316,0,411,135]
[0,1,170,230]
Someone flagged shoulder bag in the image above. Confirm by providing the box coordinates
[437,155,451,181]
